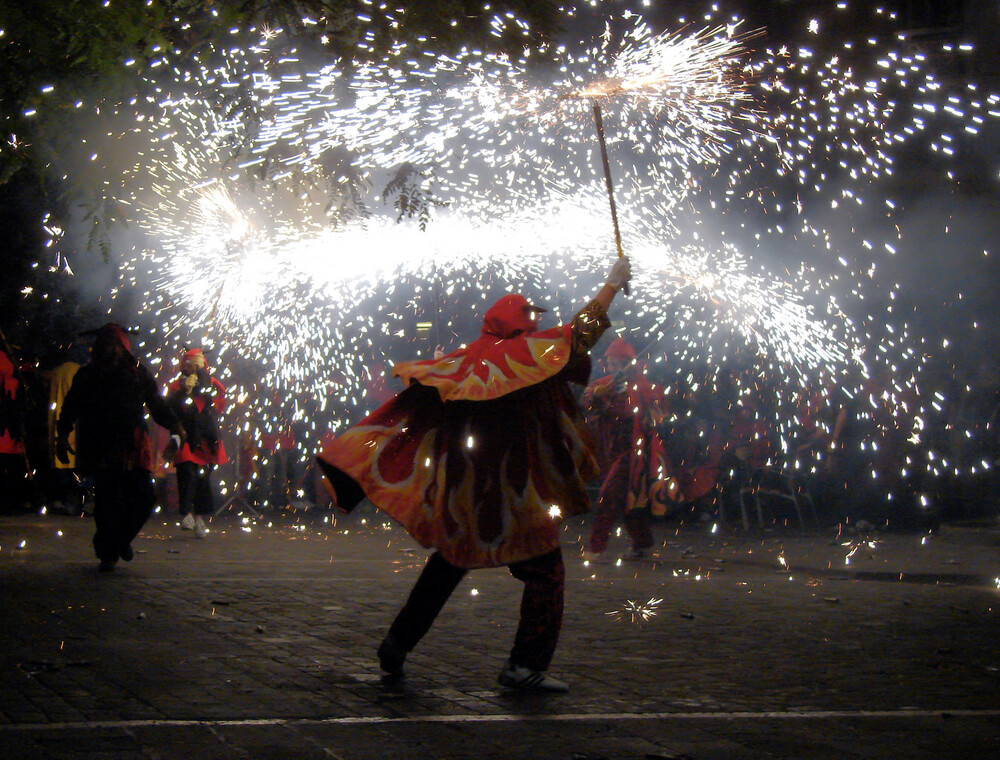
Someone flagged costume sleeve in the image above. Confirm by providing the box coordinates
[582,378,612,414]
[56,371,82,439]
[570,299,611,356]
[210,377,227,414]
[166,378,184,403]
[139,365,179,431]
[195,368,215,396]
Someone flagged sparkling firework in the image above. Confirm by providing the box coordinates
[842,535,880,566]
[26,2,1000,506]
[606,597,663,625]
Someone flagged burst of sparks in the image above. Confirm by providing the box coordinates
[842,536,880,565]
[22,1,1000,505]
[606,597,663,624]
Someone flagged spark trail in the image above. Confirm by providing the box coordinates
[29,2,1000,503]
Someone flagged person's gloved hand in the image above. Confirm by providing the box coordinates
[163,435,180,462]
[605,256,631,292]
[183,372,198,393]
[55,435,74,465]
[172,424,187,444]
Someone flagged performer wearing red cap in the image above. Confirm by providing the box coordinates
[319,257,631,692]
[56,324,184,571]
[582,337,670,559]
[166,348,227,538]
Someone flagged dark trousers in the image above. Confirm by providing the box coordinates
[92,469,155,563]
[589,455,653,554]
[253,450,296,507]
[175,461,215,516]
[0,453,29,514]
[387,549,565,672]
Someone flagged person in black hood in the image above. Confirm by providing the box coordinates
[56,324,184,571]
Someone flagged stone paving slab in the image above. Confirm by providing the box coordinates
[1,509,998,758]
[6,714,1000,760]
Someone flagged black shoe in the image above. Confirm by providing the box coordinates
[120,545,134,562]
[98,560,116,572]
[377,636,407,676]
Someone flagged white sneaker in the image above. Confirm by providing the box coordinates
[194,516,208,538]
[498,660,569,693]
[180,513,196,531]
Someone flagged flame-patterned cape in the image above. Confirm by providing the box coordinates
[318,296,610,568]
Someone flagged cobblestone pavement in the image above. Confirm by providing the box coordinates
[1,506,998,759]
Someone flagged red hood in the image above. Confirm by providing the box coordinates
[481,294,546,339]
[604,337,636,361]
[181,347,209,371]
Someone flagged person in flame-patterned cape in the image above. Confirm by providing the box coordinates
[318,256,632,692]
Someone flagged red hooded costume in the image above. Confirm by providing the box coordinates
[582,339,676,514]
[166,348,228,467]
[318,294,610,568]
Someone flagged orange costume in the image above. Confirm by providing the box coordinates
[322,255,630,691]
[318,294,609,569]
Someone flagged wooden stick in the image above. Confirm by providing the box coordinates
[592,102,629,295]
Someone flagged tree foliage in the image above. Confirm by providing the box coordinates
[0,0,561,194]
[383,163,449,232]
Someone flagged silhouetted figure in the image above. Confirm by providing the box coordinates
[56,324,183,571]
[319,257,632,692]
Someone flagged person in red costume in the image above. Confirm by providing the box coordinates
[0,348,29,513]
[256,392,299,508]
[56,324,183,571]
[727,399,773,470]
[318,256,631,692]
[166,348,227,538]
[582,337,670,560]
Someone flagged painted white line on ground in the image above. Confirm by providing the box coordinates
[4,709,1000,732]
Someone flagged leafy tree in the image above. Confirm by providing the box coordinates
[1,0,561,193]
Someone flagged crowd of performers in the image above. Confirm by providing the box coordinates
[3,255,1000,688]
[3,312,1000,547]
[0,332,317,528]
[3,322,999,540]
